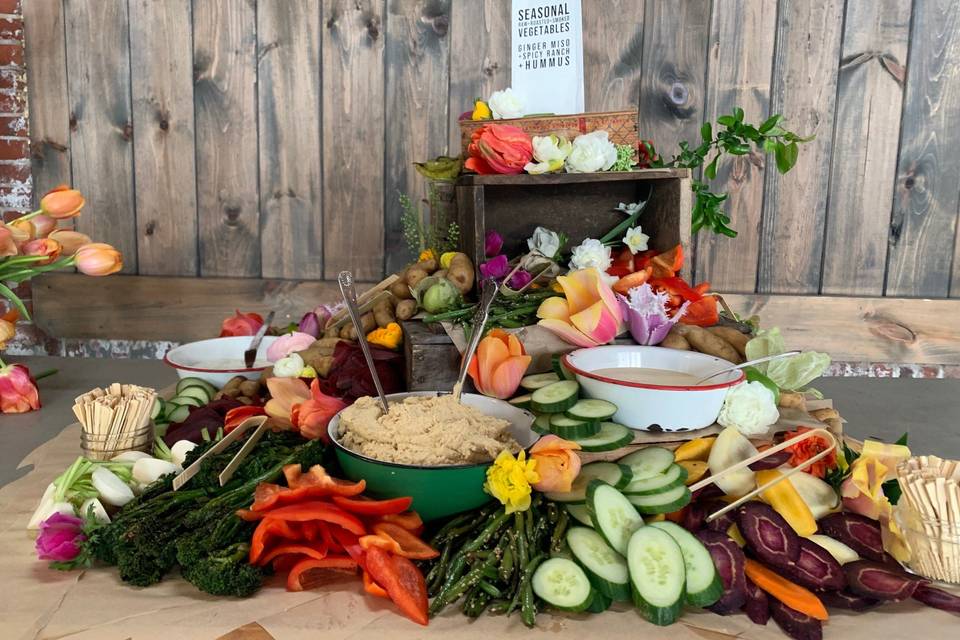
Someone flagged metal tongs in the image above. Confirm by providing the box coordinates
[339,270,390,413]
[172,415,269,491]
[453,279,499,401]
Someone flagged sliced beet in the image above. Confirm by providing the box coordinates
[749,450,792,470]
[913,583,960,614]
[843,560,921,602]
[769,598,823,640]
[737,502,800,567]
[783,538,845,592]
[695,530,747,614]
[703,501,736,532]
[743,576,770,625]
[680,502,707,532]
[692,483,725,500]
[817,513,885,562]
[819,588,880,611]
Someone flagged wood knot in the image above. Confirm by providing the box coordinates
[422,8,449,37]
[121,122,133,141]
[224,205,241,226]
[159,118,169,131]
[145,221,156,236]
[904,176,915,189]
[68,113,78,131]
[865,312,916,344]
[482,61,499,77]
[365,14,381,40]
[669,81,688,106]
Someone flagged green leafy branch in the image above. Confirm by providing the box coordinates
[643,109,813,237]
[399,183,460,259]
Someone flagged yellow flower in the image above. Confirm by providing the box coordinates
[300,365,318,379]
[485,450,539,514]
[366,322,403,350]
[419,249,437,263]
[440,251,457,269]
[471,99,492,121]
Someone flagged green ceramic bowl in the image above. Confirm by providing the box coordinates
[328,392,538,521]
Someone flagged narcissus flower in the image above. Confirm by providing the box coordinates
[74,243,122,276]
[536,268,623,347]
[466,328,532,399]
[530,435,582,493]
[0,362,40,413]
[485,450,539,513]
[40,186,85,219]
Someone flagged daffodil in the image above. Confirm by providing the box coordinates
[484,450,539,513]
[419,248,437,263]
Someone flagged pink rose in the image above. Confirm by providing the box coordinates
[266,331,316,362]
[36,512,85,563]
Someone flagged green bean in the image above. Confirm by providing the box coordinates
[464,589,493,618]
[508,552,545,616]
[429,511,475,544]
[498,531,515,583]
[550,509,570,555]
[478,579,503,598]
[547,501,559,524]
[426,540,453,595]
[525,508,535,542]
[429,550,501,614]
[514,512,529,570]
[461,509,510,553]
[522,553,546,627]
[431,553,468,610]
[487,599,511,615]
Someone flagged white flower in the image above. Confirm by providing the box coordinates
[565,131,618,173]
[718,381,781,438]
[273,352,305,378]
[524,134,571,174]
[488,88,525,120]
[623,225,649,254]
[569,238,612,272]
[617,201,645,217]
[527,226,562,259]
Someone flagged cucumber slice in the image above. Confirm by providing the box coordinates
[150,397,163,420]
[622,464,688,496]
[586,590,612,613]
[627,484,692,515]
[166,404,191,424]
[566,526,631,601]
[571,422,635,452]
[153,422,169,438]
[544,461,632,502]
[169,395,203,408]
[520,372,561,391]
[586,480,645,555]
[552,354,576,381]
[627,526,686,626]
[618,446,675,479]
[508,393,533,409]
[531,558,595,612]
[532,413,552,435]
[565,503,593,527]
[549,414,600,439]
[649,521,723,608]
[176,377,216,396]
[177,385,211,404]
[565,398,617,423]
[530,380,579,413]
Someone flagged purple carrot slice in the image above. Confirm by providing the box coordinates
[819,588,881,611]
[817,513,885,562]
[737,502,800,567]
[681,501,707,532]
[695,530,747,614]
[743,576,770,625]
[769,598,824,640]
[783,538,845,592]
[843,560,922,601]
[749,450,792,470]
[703,500,736,532]
[913,583,960,614]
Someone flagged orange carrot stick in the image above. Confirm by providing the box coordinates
[744,558,829,621]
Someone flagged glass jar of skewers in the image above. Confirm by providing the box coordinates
[895,504,960,584]
[80,420,154,461]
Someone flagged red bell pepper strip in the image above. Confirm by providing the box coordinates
[363,570,390,599]
[633,249,660,272]
[359,534,402,554]
[372,523,439,560]
[236,508,264,522]
[679,296,719,327]
[224,405,266,433]
[329,526,364,564]
[285,555,358,592]
[301,520,321,541]
[364,546,430,626]
[331,495,413,516]
[272,554,303,573]
[258,501,366,535]
[650,244,684,278]
[378,511,424,533]
[251,478,367,512]
[250,518,301,564]
[649,276,703,302]
[258,541,329,567]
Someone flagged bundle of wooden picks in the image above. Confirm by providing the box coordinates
[896,455,960,583]
[74,383,158,460]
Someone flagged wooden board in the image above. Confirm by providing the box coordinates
[257,0,324,280]
[383,1,451,274]
[757,0,845,294]
[821,0,911,296]
[321,0,385,281]
[693,0,776,291]
[193,0,260,278]
[581,0,645,111]
[23,0,71,199]
[886,0,960,297]
[63,0,137,272]
[128,0,199,276]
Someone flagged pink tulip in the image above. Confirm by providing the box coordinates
[36,512,85,562]
[40,185,85,220]
[22,238,62,265]
[466,329,532,399]
[0,223,17,257]
[530,435,582,493]
[537,268,622,347]
[220,310,264,337]
[48,230,92,256]
[485,230,504,257]
[266,331,316,362]
[291,378,346,442]
[464,124,533,175]
[33,214,57,237]
[264,376,310,427]
[74,242,122,275]
[0,362,40,413]
[479,254,510,280]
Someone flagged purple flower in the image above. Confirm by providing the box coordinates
[479,254,510,280]
[484,230,504,258]
[36,512,85,563]
[618,283,689,346]
[507,269,533,290]
[298,311,321,338]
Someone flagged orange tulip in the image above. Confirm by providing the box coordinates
[0,363,40,414]
[291,378,347,442]
[0,223,17,257]
[9,218,35,239]
[74,242,122,275]
[264,377,310,427]
[40,186,85,219]
[529,435,582,492]
[48,229,92,256]
[32,214,56,238]
[219,310,264,337]
[466,328,532,399]
[21,238,62,265]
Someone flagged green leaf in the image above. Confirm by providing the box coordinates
[759,114,783,133]
[700,121,712,142]
[763,138,778,153]
[774,141,798,174]
[895,432,909,446]
[728,143,751,156]
[882,479,903,505]
[0,281,30,321]
[734,107,745,123]
[717,115,736,127]
[704,154,719,180]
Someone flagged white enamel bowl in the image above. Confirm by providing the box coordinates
[562,345,744,432]
[163,336,279,388]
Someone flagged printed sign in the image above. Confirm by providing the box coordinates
[511,0,584,115]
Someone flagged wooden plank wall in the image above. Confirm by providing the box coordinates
[24,0,960,299]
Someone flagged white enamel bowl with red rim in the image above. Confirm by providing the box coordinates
[562,345,744,432]
[164,336,280,387]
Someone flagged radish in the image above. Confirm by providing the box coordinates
[170,440,197,467]
[91,467,134,507]
[27,483,76,530]
[80,497,111,524]
[111,451,153,463]
[132,458,180,485]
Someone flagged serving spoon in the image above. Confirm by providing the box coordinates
[453,279,499,402]
[338,270,389,412]
[692,350,802,386]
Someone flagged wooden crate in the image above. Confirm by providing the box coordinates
[402,320,473,392]
[455,169,692,279]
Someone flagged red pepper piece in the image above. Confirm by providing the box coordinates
[331,495,413,516]
[372,522,439,560]
[649,276,703,302]
[329,526,364,564]
[258,541,329,567]
[650,244,684,278]
[379,511,424,534]
[359,534,402,554]
[633,249,660,272]
[363,570,390,599]
[364,546,429,626]
[285,555,358,592]
[224,405,266,433]
[679,296,719,327]
[249,518,301,564]
[259,501,366,536]
[251,468,366,512]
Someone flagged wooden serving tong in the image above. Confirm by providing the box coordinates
[172,415,270,491]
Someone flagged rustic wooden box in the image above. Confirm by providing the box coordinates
[402,319,474,392]
[455,169,692,279]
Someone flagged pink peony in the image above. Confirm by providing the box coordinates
[36,512,85,563]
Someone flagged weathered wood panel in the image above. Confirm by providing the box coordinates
[694,0,776,291]
[257,0,324,280]
[581,0,644,111]
[193,0,260,278]
[757,0,845,294]
[447,1,510,154]
[128,0,198,276]
[322,0,386,281]
[23,0,71,199]
[62,0,137,272]
[384,0,451,274]
[886,0,960,297]
[821,0,912,296]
